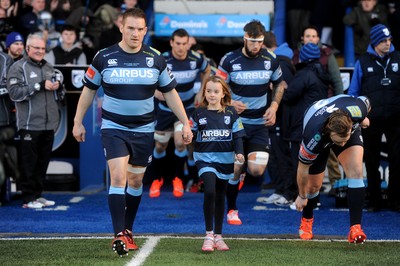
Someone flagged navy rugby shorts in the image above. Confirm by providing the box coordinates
[309,128,363,175]
[242,124,270,154]
[155,107,194,131]
[101,129,154,167]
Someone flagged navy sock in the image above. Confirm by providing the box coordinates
[108,193,126,236]
[347,187,365,226]
[303,197,317,219]
[125,193,142,231]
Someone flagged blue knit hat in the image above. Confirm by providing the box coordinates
[300,43,320,62]
[370,24,392,47]
[6,32,24,48]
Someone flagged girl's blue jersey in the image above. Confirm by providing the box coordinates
[191,106,245,179]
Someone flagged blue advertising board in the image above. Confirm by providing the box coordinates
[155,14,270,37]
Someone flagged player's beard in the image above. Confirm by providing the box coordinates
[244,42,260,58]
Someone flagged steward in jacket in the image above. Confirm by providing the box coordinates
[348,24,400,212]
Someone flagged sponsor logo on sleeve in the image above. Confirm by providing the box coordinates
[346,106,362,118]
[299,144,317,161]
[86,67,95,79]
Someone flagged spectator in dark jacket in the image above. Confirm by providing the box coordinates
[343,0,388,58]
[281,43,330,209]
[260,31,297,206]
[44,24,87,65]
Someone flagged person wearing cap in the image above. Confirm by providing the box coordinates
[293,94,371,243]
[348,24,400,213]
[292,25,344,198]
[6,32,24,61]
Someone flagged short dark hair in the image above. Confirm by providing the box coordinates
[243,20,266,38]
[264,31,277,49]
[191,43,204,52]
[122,7,146,25]
[171,28,189,41]
[61,24,77,34]
[301,25,320,38]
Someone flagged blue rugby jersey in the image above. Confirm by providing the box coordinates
[299,95,369,164]
[217,48,283,125]
[83,44,177,133]
[190,106,245,180]
[158,50,209,112]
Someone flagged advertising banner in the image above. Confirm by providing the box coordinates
[155,14,270,37]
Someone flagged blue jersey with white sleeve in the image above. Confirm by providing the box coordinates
[82,44,177,133]
[191,106,245,180]
[299,95,369,164]
[217,48,282,125]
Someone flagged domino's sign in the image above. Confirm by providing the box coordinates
[155,14,270,37]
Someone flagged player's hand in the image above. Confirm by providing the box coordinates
[235,153,245,164]
[295,196,308,212]
[232,100,247,114]
[360,117,370,129]
[73,123,86,142]
[181,124,193,144]
[263,107,276,126]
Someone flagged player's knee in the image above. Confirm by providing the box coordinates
[343,165,363,178]
[110,174,126,187]
[174,139,185,149]
[307,185,321,195]
[154,131,172,144]
[247,166,265,177]
[247,151,269,176]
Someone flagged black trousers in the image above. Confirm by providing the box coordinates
[18,130,54,203]
[268,129,298,201]
[363,118,400,209]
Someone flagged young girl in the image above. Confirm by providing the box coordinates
[190,75,245,252]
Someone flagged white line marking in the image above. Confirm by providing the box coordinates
[36,206,69,211]
[1,235,400,242]
[69,197,85,203]
[126,236,160,266]
[253,205,288,211]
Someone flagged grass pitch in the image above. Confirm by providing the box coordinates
[0,236,398,265]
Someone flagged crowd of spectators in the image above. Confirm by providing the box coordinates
[0,0,149,62]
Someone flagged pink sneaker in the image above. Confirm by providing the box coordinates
[214,235,229,251]
[201,233,214,252]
